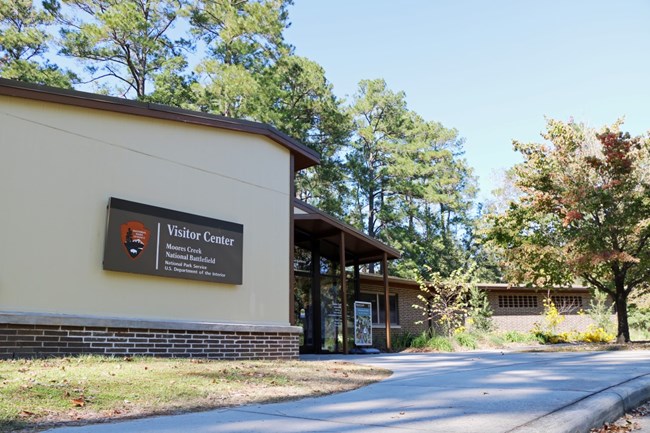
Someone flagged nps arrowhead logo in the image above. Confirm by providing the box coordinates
[120,221,150,259]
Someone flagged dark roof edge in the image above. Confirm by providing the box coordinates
[358,273,591,292]
[294,199,401,260]
[0,78,320,171]
[476,283,590,292]
[358,273,420,289]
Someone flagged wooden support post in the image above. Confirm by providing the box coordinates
[311,240,322,352]
[383,252,391,351]
[340,232,348,354]
[354,258,360,300]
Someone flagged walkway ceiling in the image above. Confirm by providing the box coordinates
[294,200,400,266]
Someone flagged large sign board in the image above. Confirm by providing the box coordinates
[354,301,373,346]
[103,198,243,284]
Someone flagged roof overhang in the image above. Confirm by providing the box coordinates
[476,283,590,293]
[357,275,591,292]
[358,273,420,289]
[293,200,400,265]
[0,78,320,171]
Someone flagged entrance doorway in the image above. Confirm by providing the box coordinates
[294,243,356,354]
[292,199,400,353]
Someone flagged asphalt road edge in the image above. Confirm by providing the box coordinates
[509,374,650,433]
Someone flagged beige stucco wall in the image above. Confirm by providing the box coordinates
[0,95,291,326]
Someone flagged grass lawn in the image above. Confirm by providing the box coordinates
[0,356,390,432]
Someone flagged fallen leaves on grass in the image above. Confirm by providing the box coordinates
[0,357,390,433]
[591,403,650,433]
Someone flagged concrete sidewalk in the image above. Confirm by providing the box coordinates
[46,350,650,433]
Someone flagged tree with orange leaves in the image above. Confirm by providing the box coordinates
[486,119,650,342]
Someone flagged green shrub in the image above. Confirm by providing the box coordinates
[427,335,454,352]
[631,328,650,341]
[532,331,552,344]
[539,298,565,334]
[467,286,494,332]
[503,331,536,343]
[533,330,573,344]
[410,331,432,348]
[454,332,478,349]
[629,305,650,332]
[413,267,475,337]
[487,334,506,347]
[585,290,614,332]
[532,326,615,344]
[408,331,455,352]
[391,332,416,351]
[577,326,615,343]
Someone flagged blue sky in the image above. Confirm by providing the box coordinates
[284,1,650,201]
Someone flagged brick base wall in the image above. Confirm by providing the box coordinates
[0,314,301,360]
[491,315,599,333]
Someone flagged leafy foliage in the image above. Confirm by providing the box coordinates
[51,0,189,98]
[628,305,650,333]
[534,298,565,335]
[187,0,292,115]
[502,330,537,344]
[579,326,615,343]
[189,0,291,70]
[0,0,75,86]
[466,285,494,332]
[413,266,476,336]
[453,332,478,349]
[425,334,454,351]
[583,290,614,332]
[533,326,615,344]
[346,78,410,241]
[345,79,479,276]
[390,331,417,352]
[260,55,351,217]
[486,119,650,342]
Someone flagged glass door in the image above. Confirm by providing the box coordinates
[294,245,314,353]
[294,273,314,352]
[293,242,357,354]
[320,276,342,353]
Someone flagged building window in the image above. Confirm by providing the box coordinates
[551,296,583,312]
[359,293,399,325]
[498,295,538,309]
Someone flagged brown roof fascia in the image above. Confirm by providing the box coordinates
[476,283,590,293]
[359,273,420,290]
[358,274,590,293]
[0,78,320,171]
[294,199,401,260]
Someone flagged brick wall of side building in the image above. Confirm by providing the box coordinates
[357,277,615,347]
[486,290,612,333]
[358,282,428,349]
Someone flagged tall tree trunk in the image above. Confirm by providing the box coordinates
[367,191,376,274]
[614,282,630,343]
[368,193,375,238]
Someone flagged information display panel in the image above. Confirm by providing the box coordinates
[354,301,373,346]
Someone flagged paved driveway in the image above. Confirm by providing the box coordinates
[48,350,650,433]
